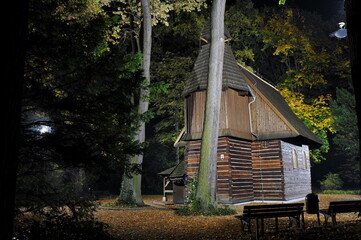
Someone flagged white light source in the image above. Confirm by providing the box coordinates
[330,22,347,38]
[39,125,51,134]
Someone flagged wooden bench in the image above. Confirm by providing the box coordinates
[235,203,304,240]
[320,200,361,226]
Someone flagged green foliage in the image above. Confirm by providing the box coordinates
[151,54,193,145]
[331,88,359,155]
[225,0,262,67]
[320,173,343,191]
[13,215,115,240]
[16,165,96,217]
[174,201,236,216]
[320,190,361,195]
[330,87,360,184]
[174,202,236,216]
[259,7,352,163]
[185,178,198,205]
[17,0,144,224]
[175,177,236,216]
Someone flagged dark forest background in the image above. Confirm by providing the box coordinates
[18,0,358,199]
[3,0,359,239]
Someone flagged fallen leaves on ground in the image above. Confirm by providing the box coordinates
[95,194,361,240]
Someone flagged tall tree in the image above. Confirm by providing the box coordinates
[11,1,143,237]
[345,0,361,188]
[118,0,206,205]
[196,0,226,211]
[136,0,152,203]
[119,0,152,205]
[330,87,360,185]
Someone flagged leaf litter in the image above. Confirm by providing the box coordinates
[95,194,361,240]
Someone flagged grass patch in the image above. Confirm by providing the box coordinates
[102,201,148,208]
[320,190,361,195]
[174,205,236,216]
[101,199,148,208]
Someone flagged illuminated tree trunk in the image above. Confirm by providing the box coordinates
[196,0,226,211]
[119,0,151,205]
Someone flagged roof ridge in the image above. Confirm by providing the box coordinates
[237,63,279,92]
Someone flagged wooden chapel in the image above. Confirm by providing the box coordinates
[173,22,322,204]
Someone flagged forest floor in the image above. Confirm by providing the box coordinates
[95,194,361,240]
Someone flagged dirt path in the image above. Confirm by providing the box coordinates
[95,195,361,240]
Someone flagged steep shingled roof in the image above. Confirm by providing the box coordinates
[179,21,321,148]
[182,44,249,96]
[158,161,186,180]
[200,19,232,43]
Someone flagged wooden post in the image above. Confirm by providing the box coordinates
[162,177,167,201]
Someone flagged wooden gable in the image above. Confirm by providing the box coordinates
[239,65,322,148]
[179,21,321,148]
[249,88,294,139]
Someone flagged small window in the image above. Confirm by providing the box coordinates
[302,151,307,169]
[292,149,298,168]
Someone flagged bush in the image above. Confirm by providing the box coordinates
[174,203,236,216]
[176,177,236,216]
[320,189,361,195]
[13,215,115,240]
[320,173,343,191]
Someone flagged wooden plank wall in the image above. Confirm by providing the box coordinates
[185,91,206,134]
[185,138,233,203]
[184,138,311,203]
[250,89,292,136]
[251,140,285,201]
[224,89,251,134]
[228,138,254,203]
[280,141,311,200]
[185,89,251,139]
[185,137,254,204]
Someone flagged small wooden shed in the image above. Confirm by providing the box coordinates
[174,22,322,204]
[158,161,186,204]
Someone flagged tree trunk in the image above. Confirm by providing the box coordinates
[119,0,152,206]
[196,0,226,211]
[345,0,361,188]
[1,1,28,239]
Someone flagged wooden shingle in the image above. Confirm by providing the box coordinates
[182,44,249,96]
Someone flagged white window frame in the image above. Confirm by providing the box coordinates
[292,149,298,168]
[302,151,307,169]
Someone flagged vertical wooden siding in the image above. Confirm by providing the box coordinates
[281,141,311,200]
[225,89,251,134]
[185,91,206,134]
[250,90,292,136]
[185,89,251,139]
[252,140,285,201]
